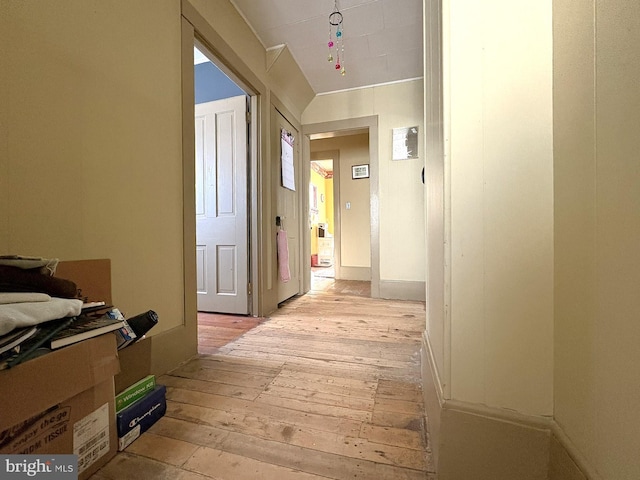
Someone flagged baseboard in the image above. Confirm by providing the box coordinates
[422,332,552,480]
[549,422,601,480]
[379,280,426,301]
[422,331,444,471]
[336,266,371,281]
[149,324,198,377]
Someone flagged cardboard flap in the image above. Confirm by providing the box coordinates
[56,259,112,304]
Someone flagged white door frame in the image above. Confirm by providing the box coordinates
[302,116,380,298]
[182,4,268,319]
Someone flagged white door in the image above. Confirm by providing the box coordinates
[195,95,249,314]
[274,108,301,303]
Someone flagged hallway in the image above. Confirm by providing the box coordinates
[91,286,432,479]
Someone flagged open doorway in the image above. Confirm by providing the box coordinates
[303,117,379,298]
[193,44,251,317]
[309,158,335,287]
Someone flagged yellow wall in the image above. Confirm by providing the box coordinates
[325,177,334,236]
[554,0,640,478]
[309,169,329,255]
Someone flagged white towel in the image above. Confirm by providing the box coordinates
[277,229,291,283]
[0,292,51,305]
[0,298,83,336]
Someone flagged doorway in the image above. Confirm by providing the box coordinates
[194,44,251,315]
[303,116,380,297]
[309,158,335,287]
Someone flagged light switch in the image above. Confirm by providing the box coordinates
[346,202,351,210]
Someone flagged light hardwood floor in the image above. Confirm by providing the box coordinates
[91,282,433,479]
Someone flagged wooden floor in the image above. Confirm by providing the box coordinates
[91,281,433,479]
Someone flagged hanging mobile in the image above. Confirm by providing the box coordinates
[328,1,345,75]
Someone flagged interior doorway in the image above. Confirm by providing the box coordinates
[303,116,380,297]
[193,44,251,315]
[309,158,335,287]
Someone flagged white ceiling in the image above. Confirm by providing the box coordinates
[229,0,423,95]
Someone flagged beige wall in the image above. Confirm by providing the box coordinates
[426,0,640,477]
[189,2,313,121]
[554,1,640,478]
[303,80,425,282]
[444,0,554,416]
[311,135,371,269]
[0,0,314,371]
[0,0,185,337]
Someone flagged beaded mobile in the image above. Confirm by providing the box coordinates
[327,1,346,75]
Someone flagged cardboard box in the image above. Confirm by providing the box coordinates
[116,375,156,413]
[116,384,166,451]
[0,334,120,480]
[114,336,152,395]
[55,259,112,304]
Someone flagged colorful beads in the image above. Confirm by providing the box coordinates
[328,41,334,48]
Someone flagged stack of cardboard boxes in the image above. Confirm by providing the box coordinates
[113,342,166,451]
[0,259,165,479]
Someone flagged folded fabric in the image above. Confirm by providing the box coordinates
[0,265,78,298]
[0,293,51,305]
[0,298,83,336]
[277,229,291,283]
[0,255,59,275]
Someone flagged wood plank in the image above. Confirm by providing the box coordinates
[166,395,363,437]
[184,446,329,480]
[254,392,372,422]
[167,364,276,390]
[94,452,212,480]
[151,417,428,480]
[262,384,375,410]
[360,423,425,450]
[161,375,264,401]
[374,397,424,416]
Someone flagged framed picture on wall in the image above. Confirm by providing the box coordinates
[392,126,419,160]
[352,164,369,179]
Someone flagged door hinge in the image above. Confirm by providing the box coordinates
[247,282,252,295]
[246,111,251,124]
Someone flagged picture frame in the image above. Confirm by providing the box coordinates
[392,126,419,160]
[352,164,369,179]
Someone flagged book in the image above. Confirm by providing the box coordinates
[115,374,156,413]
[49,315,125,349]
[3,317,75,369]
[0,326,38,355]
[81,302,113,314]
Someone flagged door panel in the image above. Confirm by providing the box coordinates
[196,95,249,314]
[273,108,301,303]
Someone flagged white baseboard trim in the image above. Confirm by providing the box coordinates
[379,280,426,301]
[337,266,371,281]
[422,332,597,480]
